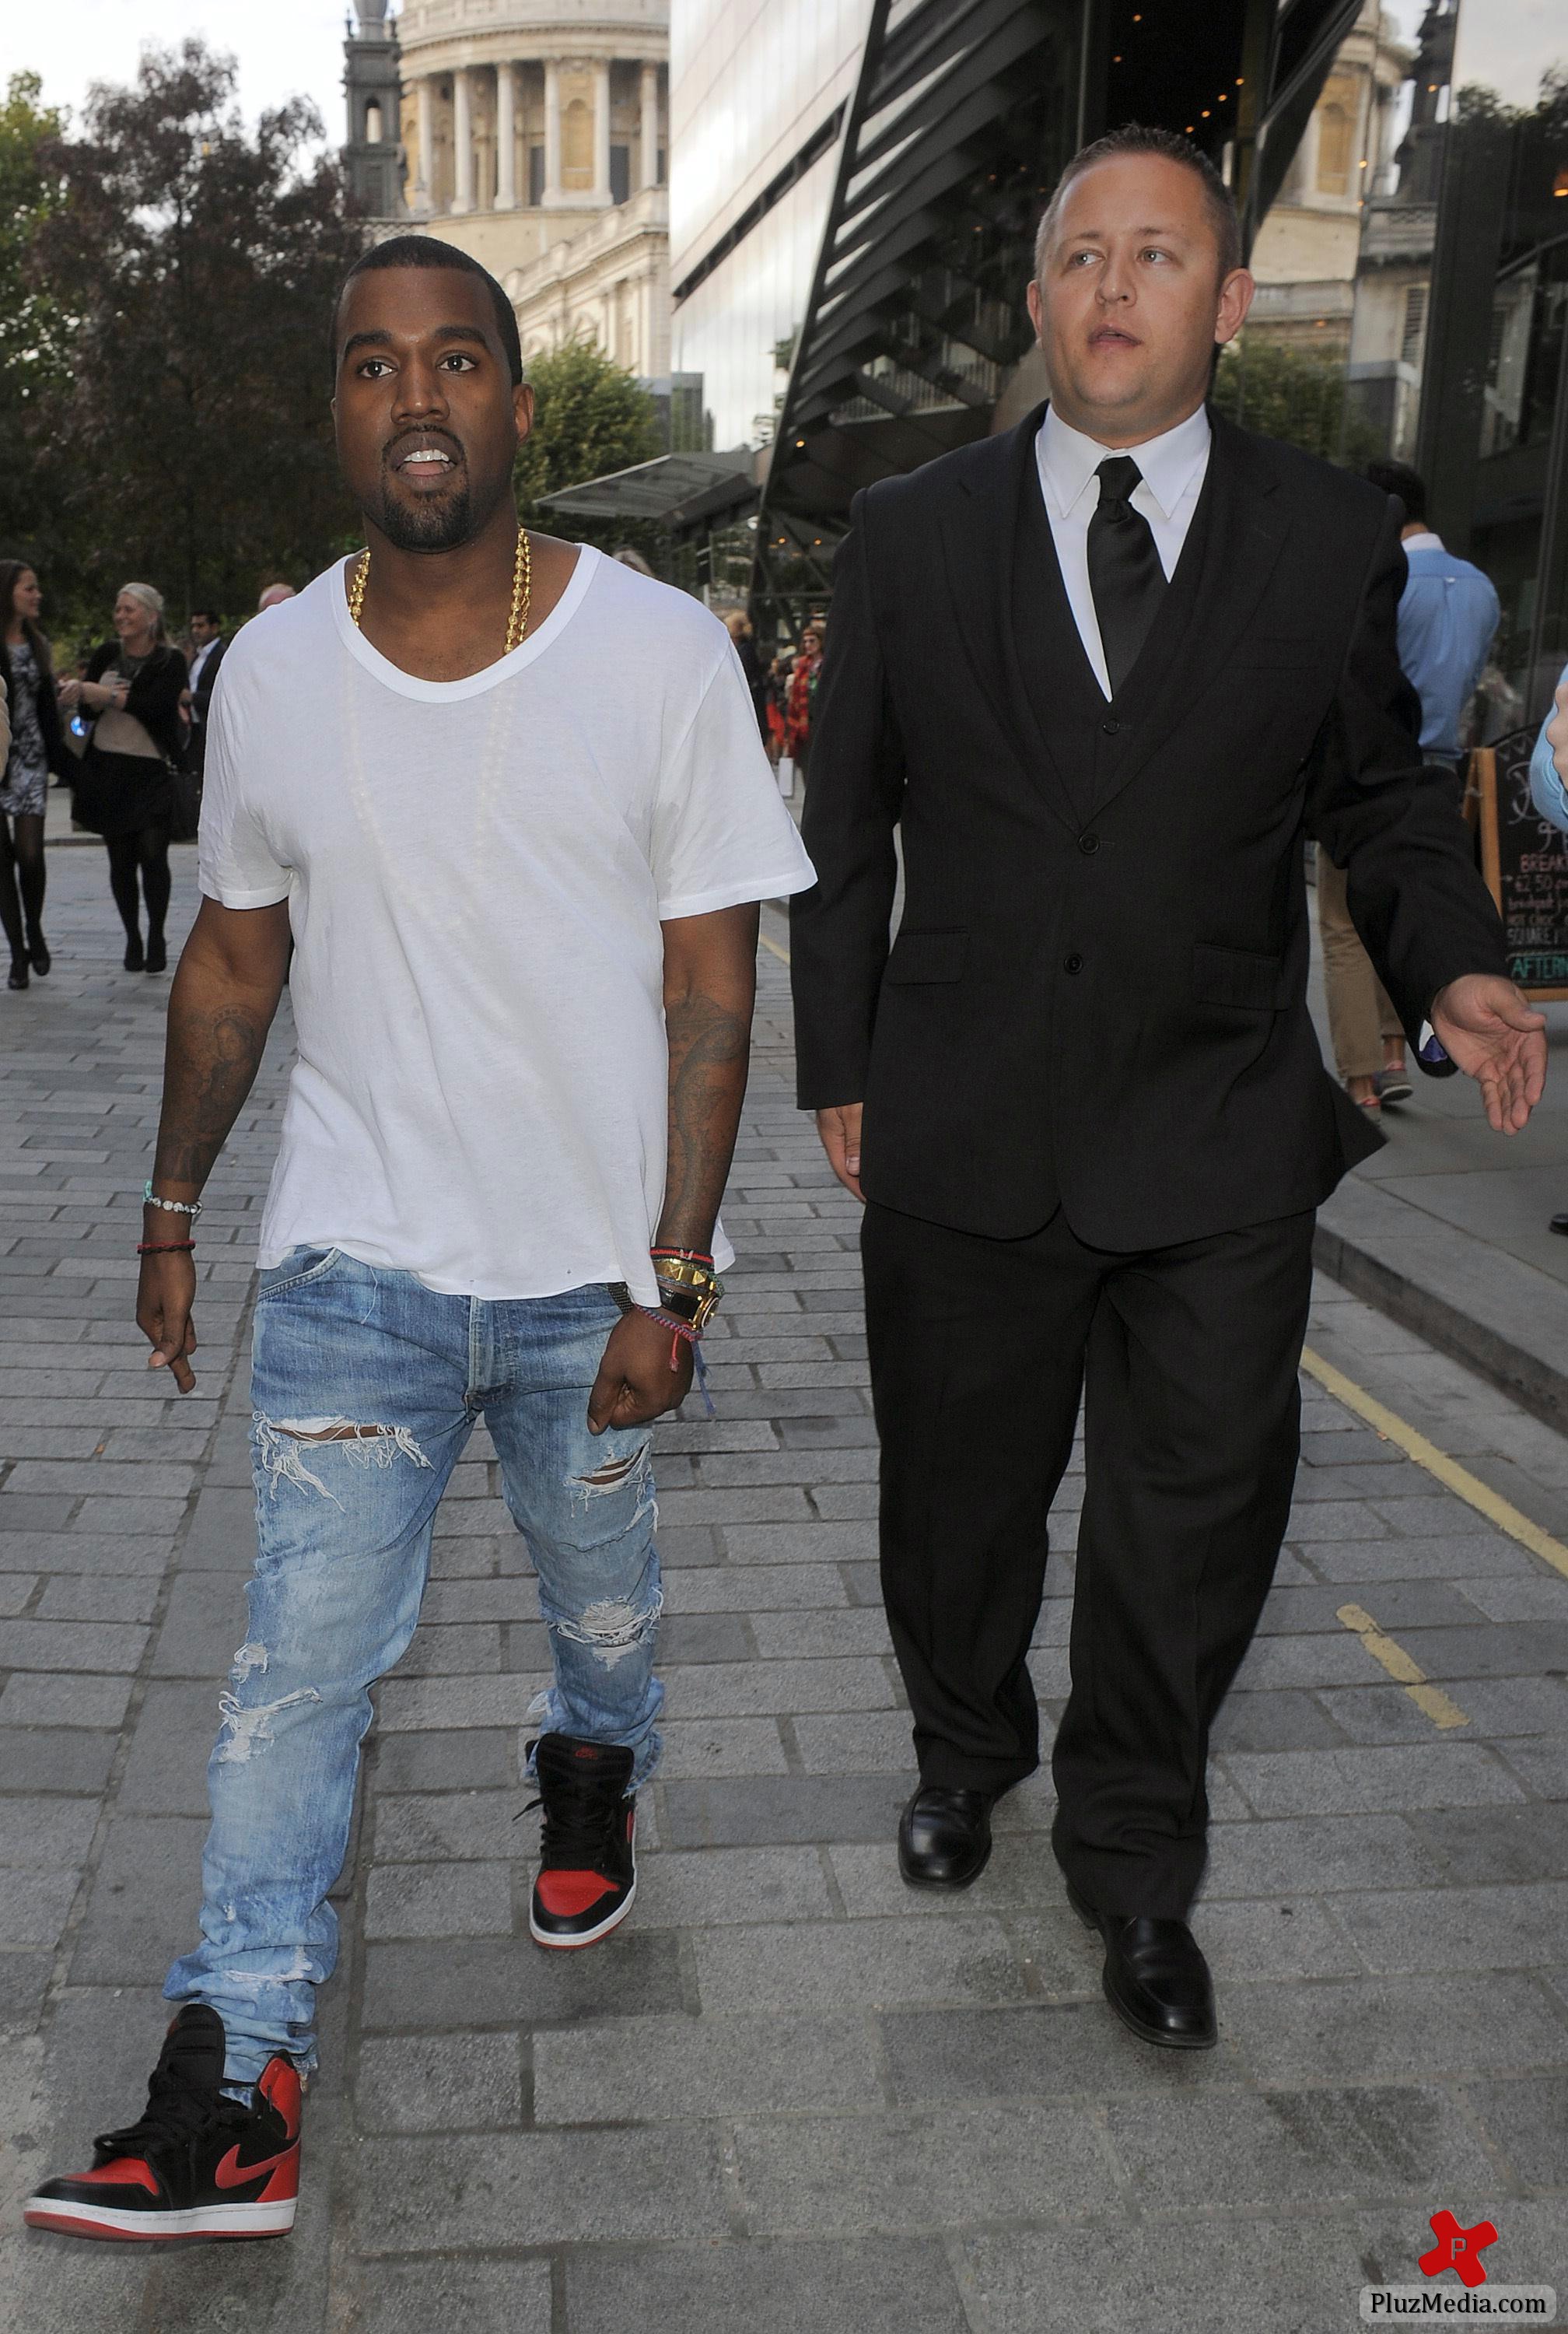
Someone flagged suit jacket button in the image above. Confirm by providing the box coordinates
[1079,832,1099,855]
[1063,952,1083,975]
[1101,718,1122,735]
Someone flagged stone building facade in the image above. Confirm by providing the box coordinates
[344,0,671,379]
[1244,0,1414,357]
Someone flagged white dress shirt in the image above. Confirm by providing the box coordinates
[1034,402,1213,700]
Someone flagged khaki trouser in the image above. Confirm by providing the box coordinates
[1316,850,1402,1082]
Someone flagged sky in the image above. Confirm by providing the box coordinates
[11,0,353,138]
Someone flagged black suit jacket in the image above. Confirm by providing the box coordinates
[191,636,227,717]
[789,402,1509,1249]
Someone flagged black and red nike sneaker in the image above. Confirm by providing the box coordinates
[24,2002,301,2243]
[527,1733,638,1949]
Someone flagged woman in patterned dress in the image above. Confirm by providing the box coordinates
[0,560,68,992]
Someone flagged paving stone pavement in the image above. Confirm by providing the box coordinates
[2,853,1568,2332]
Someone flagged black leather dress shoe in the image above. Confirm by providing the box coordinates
[1067,1881,1216,2049]
[898,1786,995,1889]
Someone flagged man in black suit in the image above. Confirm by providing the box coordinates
[184,608,227,777]
[789,125,1545,2052]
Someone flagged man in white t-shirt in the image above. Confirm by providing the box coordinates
[28,235,814,2247]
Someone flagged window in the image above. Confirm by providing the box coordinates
[528,144,544,206]
[1317,101,1352,195]
[1401,284,1427,366]
[365,100,383,145]
[563,97,592,189]
[611,143,630,204]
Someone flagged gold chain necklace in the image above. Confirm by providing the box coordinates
[348,527,532,654]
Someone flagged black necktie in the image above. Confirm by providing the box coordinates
[1087,454,1167,701]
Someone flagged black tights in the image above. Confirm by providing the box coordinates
[105,825,171,947]
[0,811,45,963]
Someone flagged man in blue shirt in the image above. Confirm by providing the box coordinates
[1529,670,1568,832]
[1316,460,1500,1118]
[1367,457,1500,762]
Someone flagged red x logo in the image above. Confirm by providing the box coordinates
[1419,2210,1499,2290]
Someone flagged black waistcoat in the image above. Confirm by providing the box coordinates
[1008,454,1220,833]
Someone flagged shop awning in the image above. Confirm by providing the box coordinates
[539,450,758,530]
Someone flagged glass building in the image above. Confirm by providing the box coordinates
[666,0,1568,721]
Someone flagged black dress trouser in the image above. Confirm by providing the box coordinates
[861,1198,1316,1919]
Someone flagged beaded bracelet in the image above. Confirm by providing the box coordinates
[137,1240,195,1255]
[144,1182,203,1219]
[634,1303,716,1418]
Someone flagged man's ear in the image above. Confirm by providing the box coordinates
[1213,267,1255,349]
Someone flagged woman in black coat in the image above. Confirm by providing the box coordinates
[0,558,71,989]
[60,582,187,972]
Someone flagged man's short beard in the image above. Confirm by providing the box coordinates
[373,478,474,552]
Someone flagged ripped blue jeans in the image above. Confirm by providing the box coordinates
[164,1250,663,2083]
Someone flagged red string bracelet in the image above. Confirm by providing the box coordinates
[137,1241,195,1254]
[633,1303,716,1417]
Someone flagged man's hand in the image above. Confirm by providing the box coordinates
[1549,680,1568,786]
[587,1309,694,1435]
[815,1102,865,1200]
[137,1252,199,1393]
[1431,974,1548,1134]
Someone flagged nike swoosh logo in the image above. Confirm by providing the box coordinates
[213,2141,297,2192]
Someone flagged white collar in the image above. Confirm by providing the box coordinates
[1038,401,1212,522]
[1402,531,1444,555]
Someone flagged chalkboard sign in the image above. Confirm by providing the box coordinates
[1472,726,1568,1000]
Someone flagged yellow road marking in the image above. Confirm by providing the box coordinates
[1335,1601,1471,1729]
[1300,1344,1568,1583]
[758,930,791,966]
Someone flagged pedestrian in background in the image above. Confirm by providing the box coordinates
[0,559,68,990]
[1314,460,1500,1121]
[786,620,824,786]
[256,581,296,613]
[184,608,227,780]
[1527,668,1568,1236]
[764,654,789,766]
[723,608,770,741]
[60,584,187,974]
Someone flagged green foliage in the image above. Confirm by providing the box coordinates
[513,338,663,562]
[1212,333,1383,468]
[12,39,363,646]
[0,74,70,565]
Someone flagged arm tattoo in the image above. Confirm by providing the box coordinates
[152,997,271,1194]
[657,987,752,1253]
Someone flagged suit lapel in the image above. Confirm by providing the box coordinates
[1010,469,1105,820]
[939,405,1083,836]
[1084,412,1293,818]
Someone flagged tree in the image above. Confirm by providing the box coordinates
[0,74,70,566]
[1212,333,1383,468]
[23,40,364,639]
[513,338,663,561]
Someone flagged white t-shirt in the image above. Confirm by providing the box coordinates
[198,547,815,1302]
